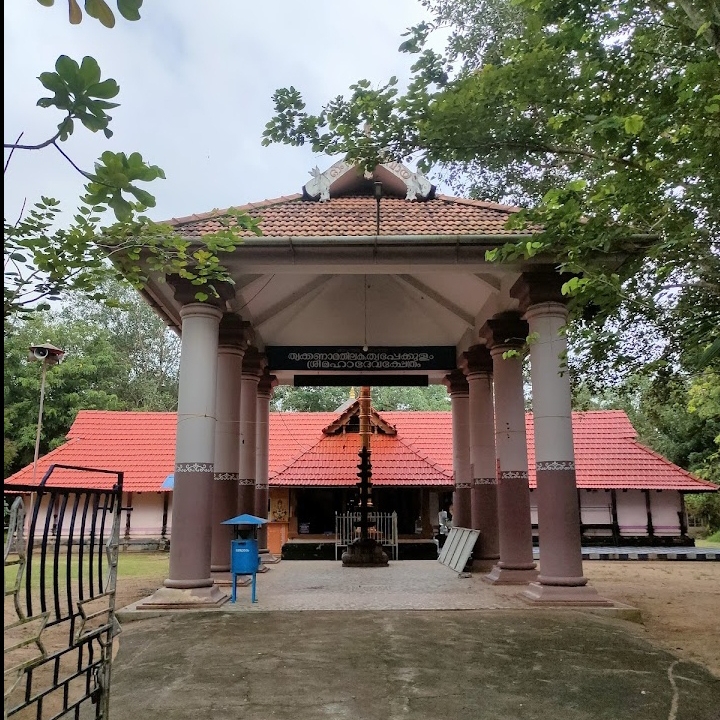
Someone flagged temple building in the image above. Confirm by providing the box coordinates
[7,160,717,608]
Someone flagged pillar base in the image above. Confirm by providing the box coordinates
[342,539,389,567]
[137,584,229,609]
[484,564,538,585]
[521,582,613,606]
[472,556,499,573]
[210,563,230,573]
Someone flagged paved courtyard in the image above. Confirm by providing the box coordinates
[110,561,720,720]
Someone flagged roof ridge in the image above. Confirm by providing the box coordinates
[394,433,453,479]
[436,194,522,214]
[630,439,718,488]
[4,438,78,484]
[269,432,327,479]
[167,194,304,227]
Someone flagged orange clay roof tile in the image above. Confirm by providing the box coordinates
[167,195,532,239]
[4,410,715,494]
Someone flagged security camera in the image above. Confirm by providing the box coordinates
[28,342,65,364]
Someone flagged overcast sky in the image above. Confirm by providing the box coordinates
[4,1,438,225]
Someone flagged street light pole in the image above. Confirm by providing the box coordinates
[32,361,49,486]
[28,342,65,517]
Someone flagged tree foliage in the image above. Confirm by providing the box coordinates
[271,385,451,413]
[5,6,259,324]
[4,281,180,477]
[263,0,720,376]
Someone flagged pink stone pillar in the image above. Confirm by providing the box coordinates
[210,315,250,573]
[141,296,229,608]
[238,347,266,516]
[482,313,538,585]
[255,371,278,551]
[444,370,471,529]
[461,345,500,571]
[512,272,610,605]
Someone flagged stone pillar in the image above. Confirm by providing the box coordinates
[256,370,278,552]
[142,279,233,608]
[461,345,499,571]
[444,370,472,529]
[512,272,610,605]
[238,347,266,516]
[482,312,538,585]
[210,315,251,573]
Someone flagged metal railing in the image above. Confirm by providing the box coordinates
[335,511,398,560]
[4,464,123,720]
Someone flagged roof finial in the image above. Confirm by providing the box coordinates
[349,387,356,400]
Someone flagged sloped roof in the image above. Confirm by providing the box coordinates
[4,409,716,493]
[322,399,397,436]
[168,195,528,240]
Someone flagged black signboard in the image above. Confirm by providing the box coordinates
[266,346,456,372]
[294,375,429,387]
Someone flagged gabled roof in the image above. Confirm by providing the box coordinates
[322,399,397,436]
[168,195,528,240]
[4,409,716,494]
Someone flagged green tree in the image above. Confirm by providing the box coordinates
[5,3,258,323]
[3,281,180,477]
[263,0,720,377]
[271,385,451,413]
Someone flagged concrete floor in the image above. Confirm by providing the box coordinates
[111,561,720,720]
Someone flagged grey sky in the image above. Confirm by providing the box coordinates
[4,1,435,225]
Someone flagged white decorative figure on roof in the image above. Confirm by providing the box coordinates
[405,171,433,201]
[305,166,332,201]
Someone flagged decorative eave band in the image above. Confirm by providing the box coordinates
[214,472,239,481]
[455,482,473,489]
[499,470,529,481]
[176,462,214,473]
[537,461,575,472]
[237,478,255,486]
[474,477,498,486]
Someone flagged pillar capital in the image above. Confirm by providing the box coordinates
[509,268,576,313]
[460,344,493,377]
[480,312,529,353]
[257,371,279,399]
[168,274,235,309]
[218,314,253,351]
[443,369,469,397]
[241,346,267,379]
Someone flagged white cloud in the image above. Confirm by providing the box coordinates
[3,1,433,224]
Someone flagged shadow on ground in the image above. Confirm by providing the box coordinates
[110,609,720,720]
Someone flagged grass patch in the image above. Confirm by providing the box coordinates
[116,552,169,578]
[696,530,720,548]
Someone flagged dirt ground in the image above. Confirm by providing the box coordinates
[110,560,720,679]
[582,562,720,678]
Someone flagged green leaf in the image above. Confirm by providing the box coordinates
[84,0,116,28]
[78,56,102,87]
[55,55,80,81]
[623,114,644,135]
[87,79,120,99]
[117,0,142,21]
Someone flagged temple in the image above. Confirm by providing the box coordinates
[7,160,718,608]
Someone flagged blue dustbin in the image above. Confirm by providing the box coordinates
[223,514,267,604]
[231,538,260,574]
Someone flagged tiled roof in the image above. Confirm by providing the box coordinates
[272,434,451,487]
[4,409,715,493]
[4,411,177,492]
[168,195,529,239]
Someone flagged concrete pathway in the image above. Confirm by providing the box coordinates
[110,561,720,720]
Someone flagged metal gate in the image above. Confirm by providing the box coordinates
[4,464,123,719]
